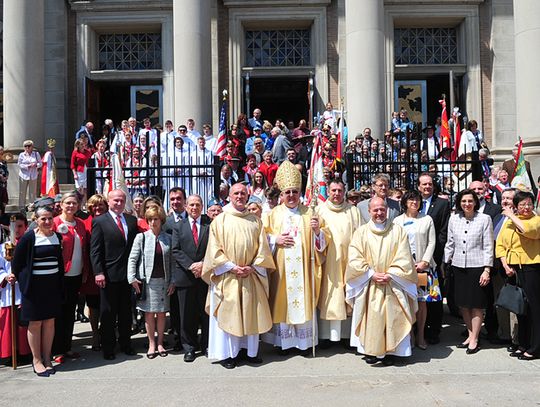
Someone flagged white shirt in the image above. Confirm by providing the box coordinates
[188,216,201,237]
[18,151,42,180]
[63,220,83,277]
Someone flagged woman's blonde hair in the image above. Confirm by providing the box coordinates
[145,205,166,225]
[87,194,108,215]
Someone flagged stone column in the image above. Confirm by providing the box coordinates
[3,1,45,204]
[3,1,45,148]
[345,0,385,139]
[173,0,212,127]
[514,0,540,178]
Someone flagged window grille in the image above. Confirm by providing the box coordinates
[98,33,162,70]
[394,28,458,65]
[245,29,311,67]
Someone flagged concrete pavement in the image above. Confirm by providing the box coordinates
[1,313,539,406]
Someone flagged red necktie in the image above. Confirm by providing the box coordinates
[192,219,198,246]
[116,215,126,240]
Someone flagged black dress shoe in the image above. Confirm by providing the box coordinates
[184,351,197,363]
[220,357,237,369]
[518,353,537,361]
[104,353,116,360]
[364,355,378,365]
[507,344,519,353]
[456,343,469,349]
[278,349,290,356]
[381,355,395,366]
[123,348,137,356]
[466,345,480,355]
[510,350,523,358]
[245,355,263,364]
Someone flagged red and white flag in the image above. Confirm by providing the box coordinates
[41,150,59,197]
[439,98,451,149]
[305,130,327,206]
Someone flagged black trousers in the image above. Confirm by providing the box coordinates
[516,264,540,356]
[169,287,182,346]
[52,275,82,355]
[100,280,132,355]
[177,279,209,353]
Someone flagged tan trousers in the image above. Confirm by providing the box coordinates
[19,177,37,209]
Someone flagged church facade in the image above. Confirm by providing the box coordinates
[1,0,538,182]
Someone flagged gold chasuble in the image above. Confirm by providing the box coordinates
[317,200,362,320]
[202,207,275,337]
[264,204,328,324]
[345,221,418,356]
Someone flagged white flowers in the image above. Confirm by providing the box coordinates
[57,224,69,234]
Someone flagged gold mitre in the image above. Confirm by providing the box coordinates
[275,160,302,191]
[47,139,57,148]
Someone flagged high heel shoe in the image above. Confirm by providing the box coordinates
[33,364,50,377]
[466,345,480,355]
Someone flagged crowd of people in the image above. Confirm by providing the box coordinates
[1,106,540,376]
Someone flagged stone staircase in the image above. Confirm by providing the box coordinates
[6,183,76,214]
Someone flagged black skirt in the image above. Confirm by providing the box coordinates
[21,273,63,322]
[453,266,489,309]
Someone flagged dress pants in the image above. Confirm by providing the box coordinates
[169,287,182,347]
[517,265,540,356]
[53,275,82,355]
[100,281,132,355]
[177,279,209,353]
[18,177,37,209]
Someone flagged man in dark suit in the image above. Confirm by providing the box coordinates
[172,194,211,362]
[161,186,186,350]
[418,173,450,344]
[90,189,138,360]
[163,187,187,235]
[469,180,502,342]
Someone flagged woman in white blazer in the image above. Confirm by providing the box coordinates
[394,190,442,350]
[128,205,175,359]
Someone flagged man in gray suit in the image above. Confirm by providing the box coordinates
[161,186,186,351]
[272,128,293,165]
[357,173,401,224]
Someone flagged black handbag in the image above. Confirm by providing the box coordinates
[135,233,147,301]
[495,275,527,316]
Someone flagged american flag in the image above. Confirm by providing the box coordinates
[215,100,227,158]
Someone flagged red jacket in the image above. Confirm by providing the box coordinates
[70,148,92,172]
[259,162,278,186]
[53,216,90,276]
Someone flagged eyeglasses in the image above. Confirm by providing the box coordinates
[283,190,299,195]
[518,202,534,208]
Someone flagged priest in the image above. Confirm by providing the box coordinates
[263,161,329,354]
[317,179,362,346]
[202,183,275,369]
[346,196,418,366]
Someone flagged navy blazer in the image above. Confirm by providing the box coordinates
[171,215,211,288]
[11,230,64,296]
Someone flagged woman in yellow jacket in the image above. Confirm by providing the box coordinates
[496,190,540,361]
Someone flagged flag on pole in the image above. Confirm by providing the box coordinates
[451,107,461,160]
[40,140,59,197]
[511,138,533,191]
[215,92,228,159]
[335,106,344,160]
[107,153,133,213]
[439,98,451,149]
[305,130,327,206]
